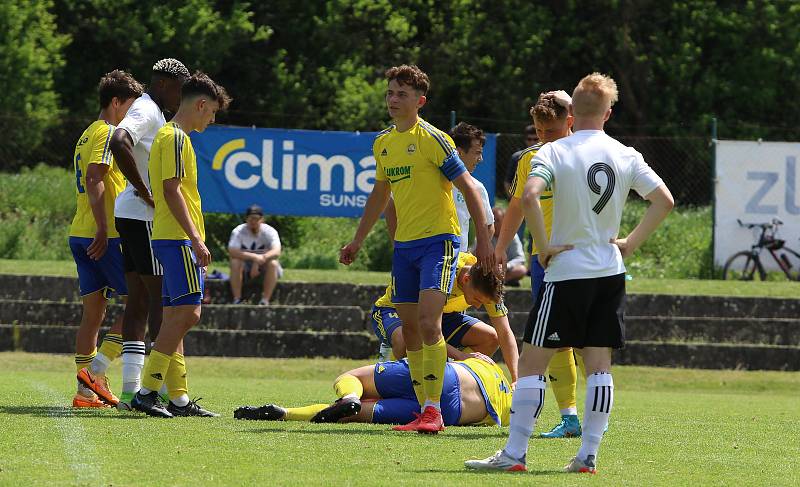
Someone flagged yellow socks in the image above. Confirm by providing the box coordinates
[284,404,328,421]
[333,374,362,399]
[141,350,171,393]
[75,349,96,373]
[421,338,447,405]
[548,348,578,415]
[574,349,586,379]
[97,333,123,361]
[406,348,425,406]
[165,353,188,401]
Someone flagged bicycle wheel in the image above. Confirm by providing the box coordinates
[722,251,766,281]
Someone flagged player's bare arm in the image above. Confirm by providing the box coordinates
[340,179,391,265]
[522,175,572,268]
[611,184,674,258]
[84,162,111,260]
[162,177,210,267]
[110,129,154,207]
[494,195,524,268]
[490,315,519,383]
[452,173,495,272]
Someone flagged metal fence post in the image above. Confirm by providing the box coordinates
[710,117,718,279]
[450,110,456,130]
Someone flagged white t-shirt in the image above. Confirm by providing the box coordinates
[530,130,663,282]
[453,179,494,252]
[228,223,281,254]
[114,93,166,221]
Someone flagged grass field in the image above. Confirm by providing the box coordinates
[2,258,799,298]
[1,352,798,486]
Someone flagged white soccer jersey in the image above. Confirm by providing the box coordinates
[453,179,494,252]
[114,93,166,221]
[529,130,663,282]
[228,223,281,254]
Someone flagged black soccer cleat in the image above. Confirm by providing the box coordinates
[233,404,287,421]
[131,390,173,418]
[310,397,361,423]
[167,397,219,417]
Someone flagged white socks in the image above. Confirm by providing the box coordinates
[577,372,614,461]
[90,353,112,375]
[422,400,441,412]
[121,341,146,394]
[503,375,546,460]
[171,394,190,407]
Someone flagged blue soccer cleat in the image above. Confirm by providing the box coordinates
[540,414,581,438]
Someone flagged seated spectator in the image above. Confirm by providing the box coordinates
[229,205,282,305]
[492,207,527,286]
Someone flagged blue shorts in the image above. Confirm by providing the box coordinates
[391,235,460,304]
[370,306,480,350]
[372,359,461,426]
[531,255,545,302]
[69,236,127,297]
[151,240,204,306]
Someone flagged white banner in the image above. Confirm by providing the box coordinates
[715,140,800,269]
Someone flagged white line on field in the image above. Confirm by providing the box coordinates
[31,381,101,485]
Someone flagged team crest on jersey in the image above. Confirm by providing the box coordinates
[381,148,388,156]
[406,144,416,154]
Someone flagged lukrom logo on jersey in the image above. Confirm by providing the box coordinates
[212,138,375,208]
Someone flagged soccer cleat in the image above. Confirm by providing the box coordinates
[131,390,173,418]
[72,391,109,409]
[234,404,287,421]
[540,414,582,438]
[77,367,119,406]
[311,397,361,423]
[116,392,134,411]
[564,455,597,474]
[167,397,219,417]
[392,412,422,432]
[416,405,445,434]
[464,450,527,472]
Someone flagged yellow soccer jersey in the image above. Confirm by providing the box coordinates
[69,120,126,238]
[374,252,508,318]
[149,122,205,241]
[374,119,463,243]
[510,143,552,255]
[461,358,513,426]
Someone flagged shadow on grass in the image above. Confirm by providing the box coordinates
[414,468,566,477]
[242,426,508,439]
[0,405,144,419]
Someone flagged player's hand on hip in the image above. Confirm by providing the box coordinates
[474,239,495,275]
[538,244,573,269]
[610,237,634,258]
[140,192,155,208]
[191,238,212,267]
[86,230,108,260]
[339,241,361,265]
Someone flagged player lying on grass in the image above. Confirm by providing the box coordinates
[371,252,519,383]
[234,356,512,427]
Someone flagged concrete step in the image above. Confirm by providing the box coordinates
[2,324,795,370]
[0,299,366,332]
[3,273,799,318]
[617,341,800,371]
[0,324,375,359]
[474,312,800,346]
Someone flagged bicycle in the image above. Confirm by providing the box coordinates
[722,218,800,281]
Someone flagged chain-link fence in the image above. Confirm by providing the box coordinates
[494,132,712,206]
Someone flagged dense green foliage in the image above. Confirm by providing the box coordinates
[2,1,800,171]
[0,165,713,278]
[1,353,798,486]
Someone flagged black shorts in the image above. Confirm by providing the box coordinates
[522,273,626,349]
[115,217,163,276]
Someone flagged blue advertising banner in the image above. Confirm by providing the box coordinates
[191,125,496,217]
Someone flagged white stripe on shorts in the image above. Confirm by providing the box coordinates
[533,282,554,346]
[145,221,164,276]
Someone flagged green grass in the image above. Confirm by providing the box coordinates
[0,352,798,486]
[2,258,800,298]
